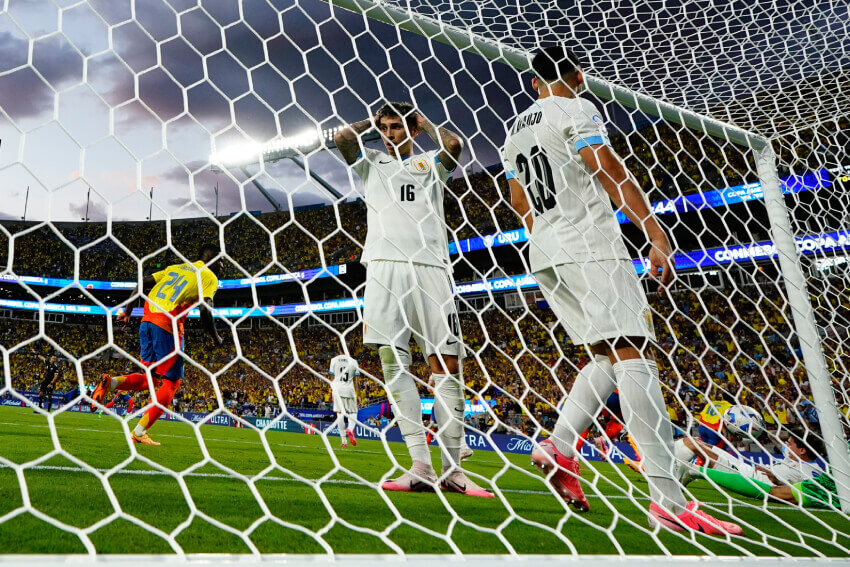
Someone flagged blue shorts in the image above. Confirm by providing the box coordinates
[698,424,726,449]
[139,321,184,381]
[605,391,621,418]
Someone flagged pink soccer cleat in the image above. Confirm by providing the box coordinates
[440,469,494,498]
[531,439,590,512]
[649,501,743,536]
[346,429,357,446]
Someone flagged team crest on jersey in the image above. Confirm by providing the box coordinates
[642,307,655,335]
[592,114,608,135]
[411,157,431,173]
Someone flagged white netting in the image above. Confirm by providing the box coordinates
[1,0,849,559]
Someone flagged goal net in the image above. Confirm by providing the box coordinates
[1,0,849,560]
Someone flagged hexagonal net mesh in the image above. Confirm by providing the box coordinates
[0,0,849,559]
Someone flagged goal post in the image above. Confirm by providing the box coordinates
[4,0,850,559]
[326,0,850,512]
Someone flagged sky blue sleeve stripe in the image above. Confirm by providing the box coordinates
[505,169,517,179]
[574,135,606,151]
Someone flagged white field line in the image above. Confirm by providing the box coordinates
[0,420,838,513]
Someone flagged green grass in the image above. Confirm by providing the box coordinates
[0,405,848,556]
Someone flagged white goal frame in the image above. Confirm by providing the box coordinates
[324,0,850,513]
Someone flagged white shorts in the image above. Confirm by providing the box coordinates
[535,260,655,346]
[333,392,358,414]
[363,261,463,359]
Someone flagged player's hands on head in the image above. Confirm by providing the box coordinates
[648,234,675,289]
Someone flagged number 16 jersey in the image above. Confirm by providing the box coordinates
[353,149,452,268]
[502,96,631,272]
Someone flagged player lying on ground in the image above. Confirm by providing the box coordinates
[505,45,741,535]
[676,424,830,505]
[335,102,491,498]
[92,245,224,445]
[329,350,360,448]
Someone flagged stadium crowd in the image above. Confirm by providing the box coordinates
[4,277,843,442]
[7,113,848,283]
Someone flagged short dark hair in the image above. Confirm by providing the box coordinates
[531,45,582,82]
[787,422,826,459]
[198,244,220,261]
[376,101,417,131]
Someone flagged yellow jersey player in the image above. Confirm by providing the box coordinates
[92,245,223,445]
[697,398,734,449]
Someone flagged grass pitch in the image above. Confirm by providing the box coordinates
[0,405,848,556]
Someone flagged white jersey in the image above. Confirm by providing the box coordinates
[769,454,825,485]
[329,355,358,395]
[502,96,631,271]
[353,149,452,267]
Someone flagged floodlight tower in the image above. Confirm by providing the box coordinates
[209,127,382,210]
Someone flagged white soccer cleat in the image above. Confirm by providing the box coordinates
[460,446,474,461]
[440,468,493,498]
[381,462,437,493]
[341,442,348,448]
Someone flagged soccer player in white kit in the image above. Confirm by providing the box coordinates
[334,102,492,497]
[329,350,360,448]
[504,46,741,534]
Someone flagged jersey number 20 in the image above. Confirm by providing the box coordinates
[515,146,556,214]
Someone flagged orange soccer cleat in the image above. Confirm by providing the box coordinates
[90,374,111,412]
[131,432,161,446]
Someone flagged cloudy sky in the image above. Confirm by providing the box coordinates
[0,0,845,222]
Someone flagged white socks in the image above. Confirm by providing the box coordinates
[616,358,687,514]
[550,355,617,457]
[432,373,464,469]
[336,414,347,442]
[380,346,431,466]
[674,438,695,462]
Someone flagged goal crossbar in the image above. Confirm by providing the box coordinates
[325,0,850,513]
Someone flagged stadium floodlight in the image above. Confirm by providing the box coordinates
[210,126,382,168]
[210,126,382,205]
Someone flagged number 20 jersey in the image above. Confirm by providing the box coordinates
[502,96,631,272]
[353,149,452,268]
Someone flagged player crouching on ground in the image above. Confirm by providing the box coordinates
[334,102,491,498]
[92,245,224,445]
[505,45,741,535]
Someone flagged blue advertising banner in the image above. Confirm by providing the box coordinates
[5,228,850,319]
[449,168,828,255]
[0,264,347,292]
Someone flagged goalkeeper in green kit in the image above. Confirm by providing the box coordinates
[685,422,840,510]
